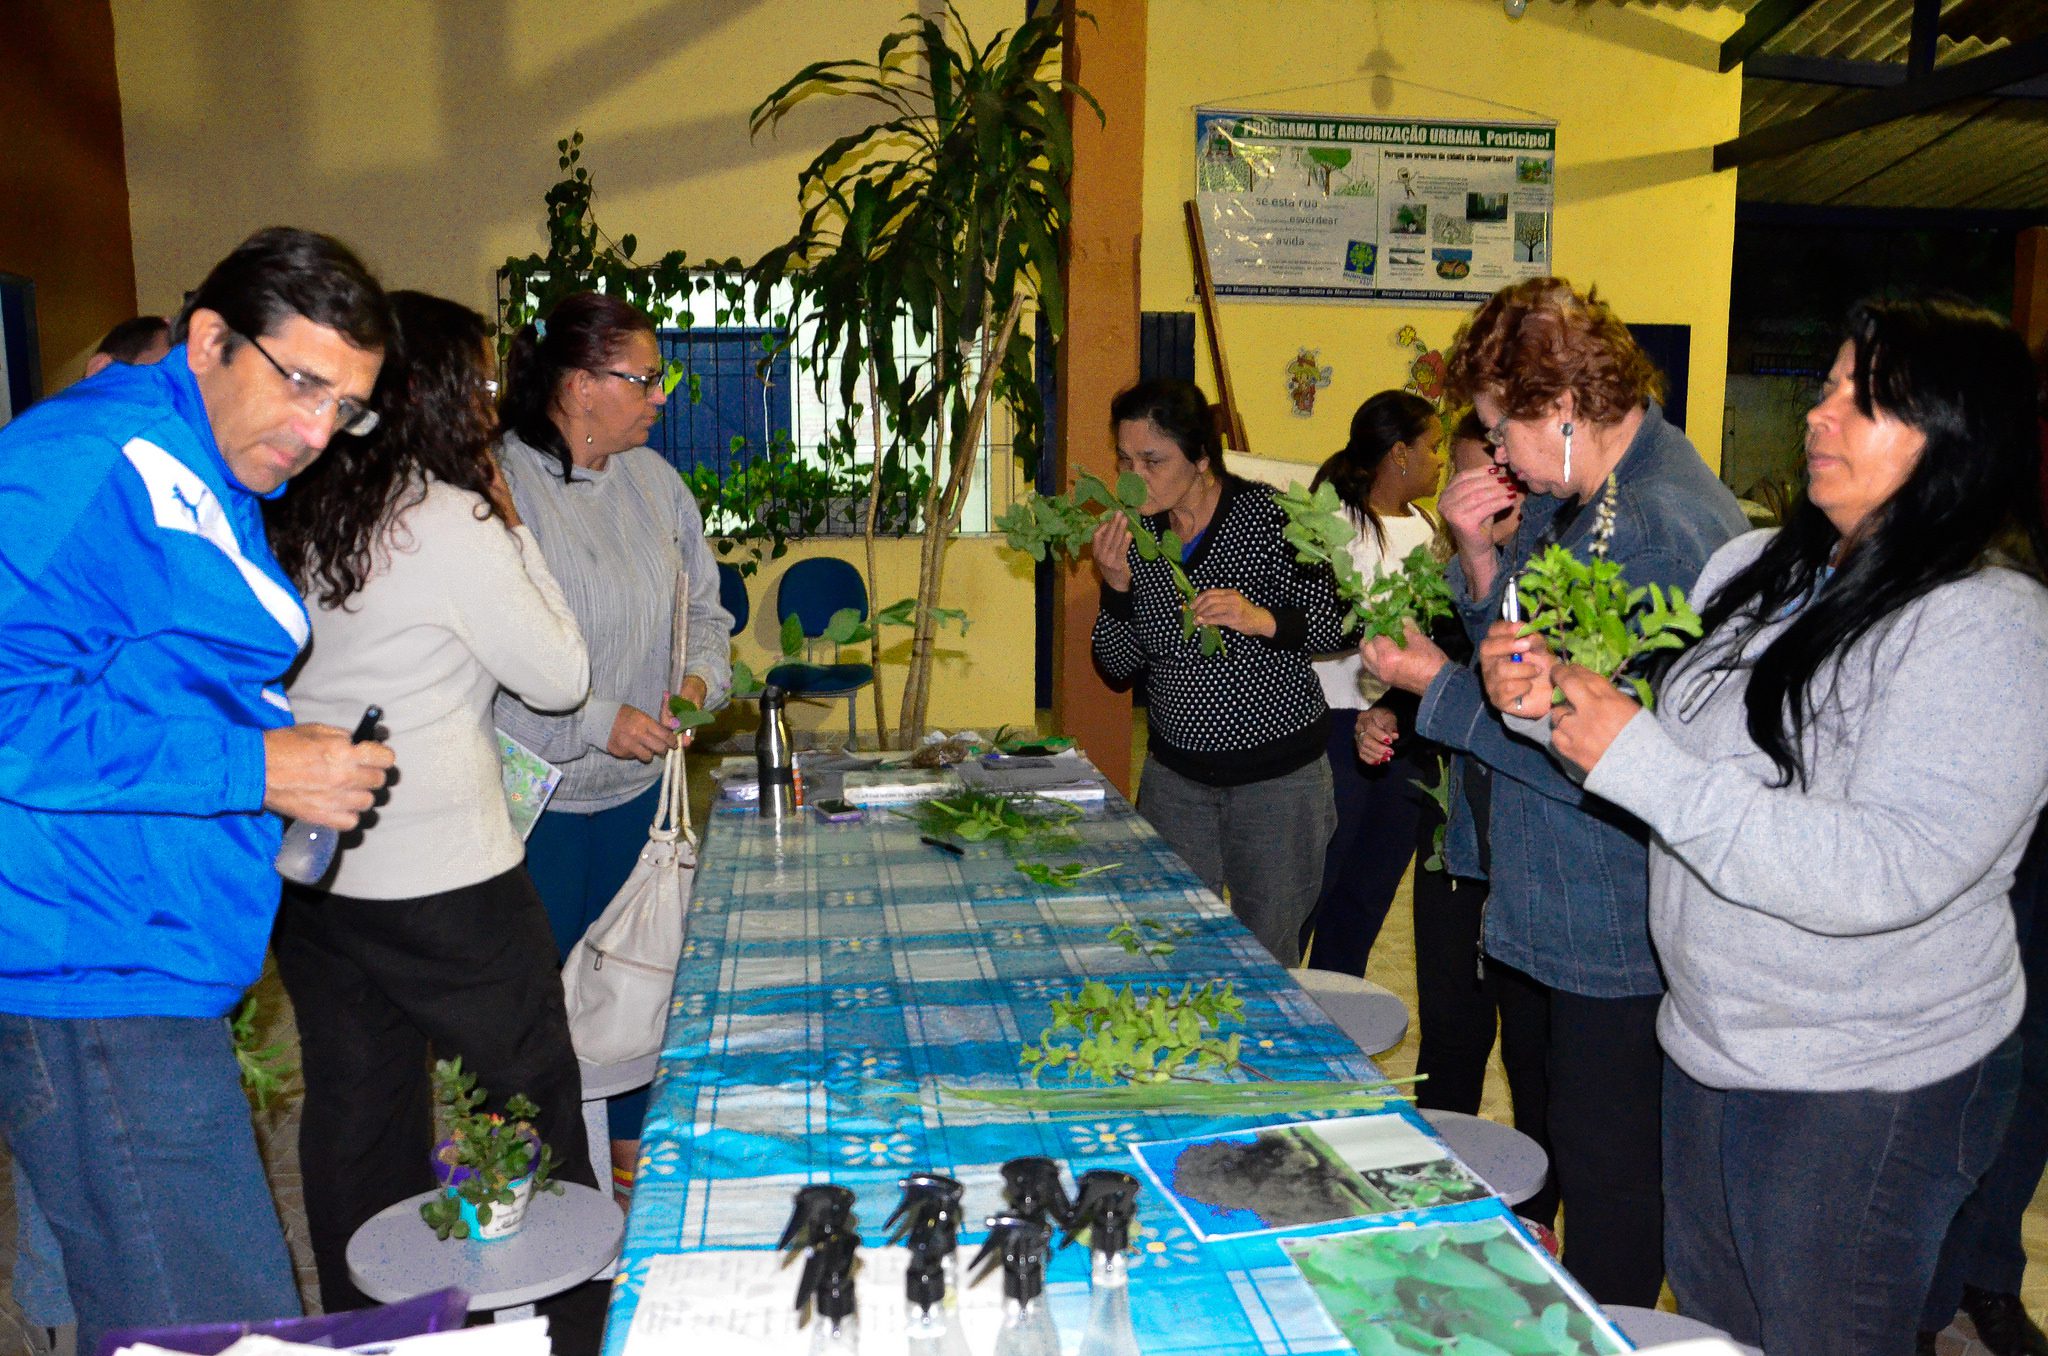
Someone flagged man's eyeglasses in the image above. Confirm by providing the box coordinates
[235,329,380,436]
[601,369,665,398]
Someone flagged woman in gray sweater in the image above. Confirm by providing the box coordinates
[1485,295,2048,1355]
[492,291,732,1197]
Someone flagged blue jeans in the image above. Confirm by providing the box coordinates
[524,779,664,1140]
[0,1013,301,1356]
[1922,811,2048,1324]
[12,1158,74,1326]
[1664,1040,2020,1356]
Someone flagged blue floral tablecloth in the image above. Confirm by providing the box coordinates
[603,795,1406,1355]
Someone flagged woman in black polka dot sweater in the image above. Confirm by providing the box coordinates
[1091,378,1356,966]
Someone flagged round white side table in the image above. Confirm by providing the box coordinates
[346,1182,623,1313]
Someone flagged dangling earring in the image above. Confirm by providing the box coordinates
[1560,421,1575,483]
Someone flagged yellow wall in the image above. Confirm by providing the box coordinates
[107,0,1745,735]
[109,0,1040,737]
[109,0,1018,314]
[717,536,1035,743]
[1143,0,1744,474]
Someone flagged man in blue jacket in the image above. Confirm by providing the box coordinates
[0,227,398,1353]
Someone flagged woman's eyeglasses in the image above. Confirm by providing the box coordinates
[600,368,664,398]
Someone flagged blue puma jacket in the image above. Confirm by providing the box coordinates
[0,348,308,1018]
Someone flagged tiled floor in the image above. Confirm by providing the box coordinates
[1,750,2043,1354]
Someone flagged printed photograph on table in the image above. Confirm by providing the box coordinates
[1281,1215,1629,1356]
[1131,1110,1492,1241]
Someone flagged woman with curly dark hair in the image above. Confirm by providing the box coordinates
[1359,277,1747,1307]
[263,291,597,1322]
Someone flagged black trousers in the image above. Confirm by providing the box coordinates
[1488,960,1665,1307]
[272,865,604,1349]
[1409,861,1560,1229]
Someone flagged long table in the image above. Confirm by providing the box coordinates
[601,792,1408,1355]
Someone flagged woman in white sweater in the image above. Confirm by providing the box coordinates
[1297,389,1447,975]
[264,292,597,1321]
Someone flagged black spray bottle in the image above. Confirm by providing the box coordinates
[796,1227,862,1355]
[971,1214,1060,1356]
[1064,1170,1142,1356]
[999,1156,1073,1232]
[887,1174,971,1356]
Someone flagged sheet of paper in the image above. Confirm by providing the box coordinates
[623,1247,1006,1356]
[1130,1109,1494,1241]
[496,727,562,841]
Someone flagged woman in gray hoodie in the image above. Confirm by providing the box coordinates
[1486,294,2048,1356]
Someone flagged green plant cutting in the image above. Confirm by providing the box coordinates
[1020,978,1246,1083]
[1017,859,1119,890]
[1108,917,1190,956]
[923,1078,1417,1116]
[419,1058,563,1242]
[1513,478,1701,709]
[998,470,1228,656]
[1275,482,1454,645]
[1412,755,1452,874]
[892,790,1083,844]
[230,993,294,1115]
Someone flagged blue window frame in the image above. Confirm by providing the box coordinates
[647,326,791,477]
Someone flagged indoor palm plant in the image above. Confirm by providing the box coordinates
[747,3,1097,743]
[420,1057,564,1242]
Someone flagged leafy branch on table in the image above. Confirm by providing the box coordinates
[997,471,1228,657]
[1020,978,1246,1083]
[1109,917,1191,956]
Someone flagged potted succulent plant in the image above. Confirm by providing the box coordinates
[419,1057,563,1242]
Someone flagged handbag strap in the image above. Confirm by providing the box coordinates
[650,565,698,850]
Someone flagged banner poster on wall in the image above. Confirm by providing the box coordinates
[1193,107,1557,305]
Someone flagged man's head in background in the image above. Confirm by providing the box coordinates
[84,315,172,377]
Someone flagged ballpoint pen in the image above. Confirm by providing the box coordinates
[1503,576,1524,662]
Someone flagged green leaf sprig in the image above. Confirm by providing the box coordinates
[773,599,970,660]
[1108,917,1191,956]
[230,994,295,1116]
[1276,483,1452,646]
[891,790,1084,844]
[1411,755,1452,874]
[1020,978,1245,1083]
[665,695,717,730]
[998,471,1227,656]
[913,1077,1418,1116]
[1514,479,1701,709]
[1017,859,1120,890]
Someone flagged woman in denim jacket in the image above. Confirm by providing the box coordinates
[1362,278,1746,1307]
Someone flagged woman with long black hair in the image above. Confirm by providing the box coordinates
[1486,294,2048,1354]
[1297,389,1445,974]
[265,292,598,1321]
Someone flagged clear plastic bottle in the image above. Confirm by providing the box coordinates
[275,705,381,885]
[972,1215,1060,1356]
[890,1174,973,1356]
[1065,1171,1143,1356]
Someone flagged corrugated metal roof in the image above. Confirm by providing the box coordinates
[1727,0,2048,209]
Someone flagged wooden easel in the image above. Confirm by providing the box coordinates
[1183,199,1250,453]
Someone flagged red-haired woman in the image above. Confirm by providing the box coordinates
[1360,277,1747,1306]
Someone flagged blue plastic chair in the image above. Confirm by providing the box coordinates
[717,561,751,634]
[767,557,874,743]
